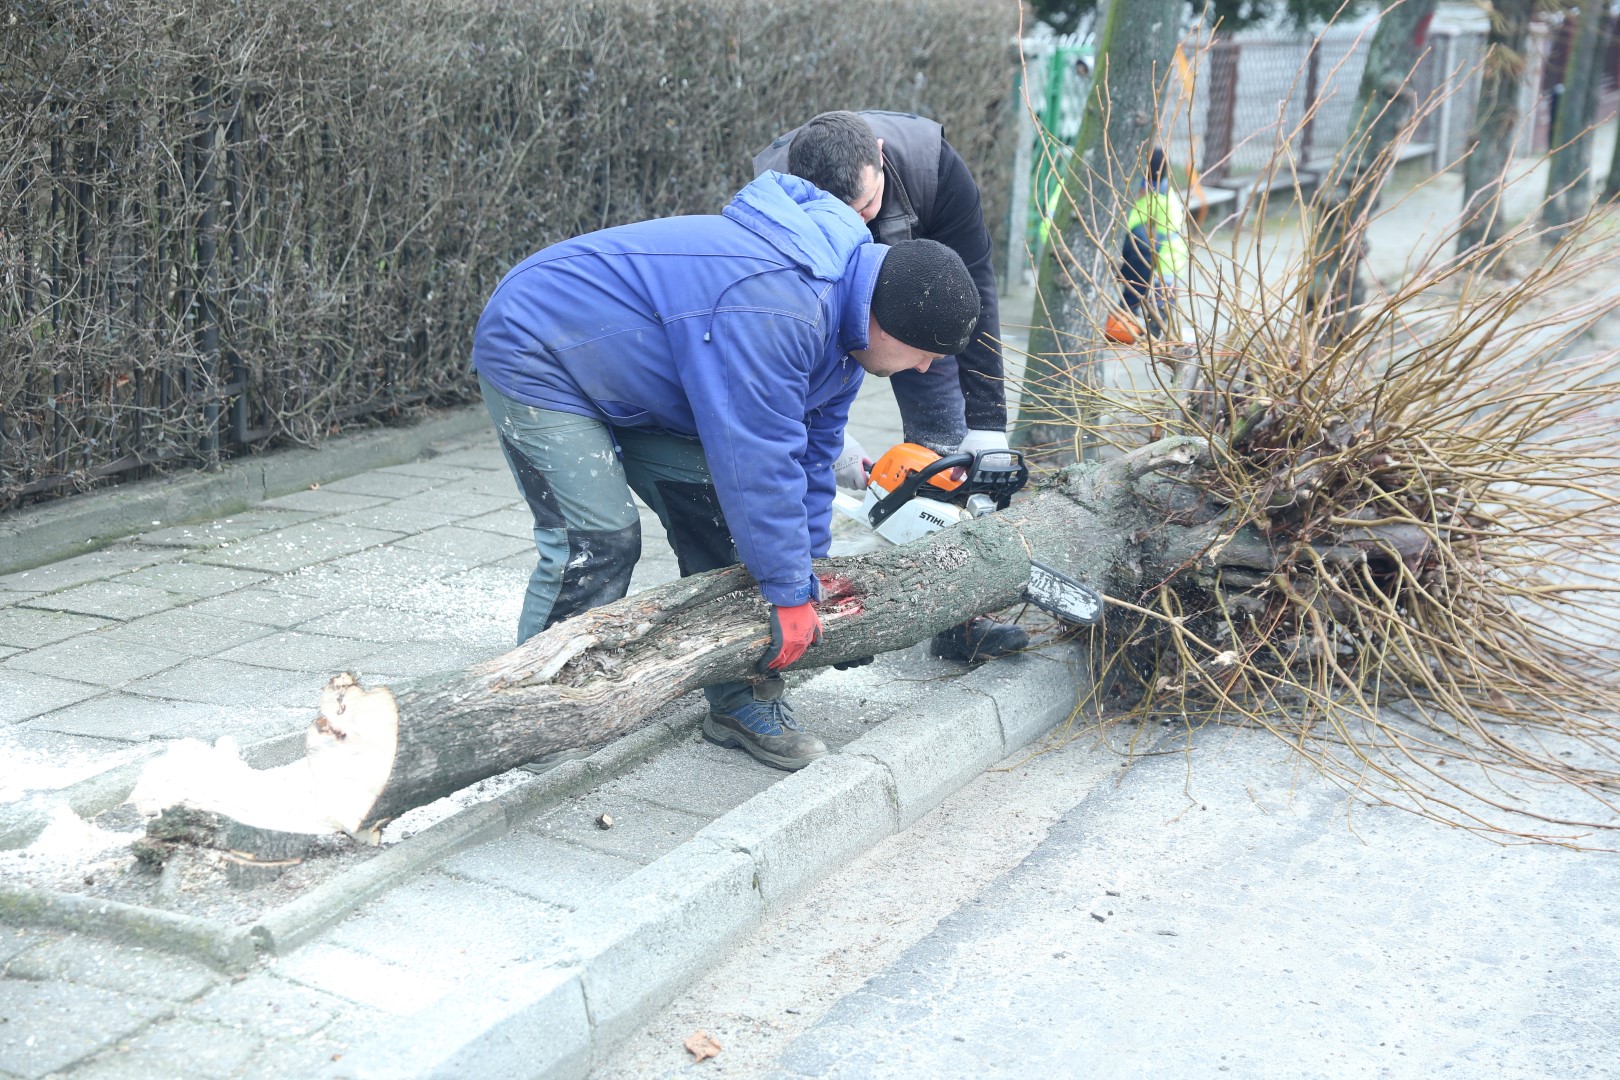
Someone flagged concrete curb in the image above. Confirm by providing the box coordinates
[0,404,489,575]
[331,644,1090,1080]
[0,881,258,971]
[0,704,705,973]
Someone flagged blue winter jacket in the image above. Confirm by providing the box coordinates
[471,172,882,608]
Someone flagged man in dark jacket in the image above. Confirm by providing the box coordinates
[754,110,1028,664]
[472,171,979,771]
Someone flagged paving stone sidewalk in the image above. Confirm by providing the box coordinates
[0,293,1072,1078]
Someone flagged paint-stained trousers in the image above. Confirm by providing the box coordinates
[480,375,770,714]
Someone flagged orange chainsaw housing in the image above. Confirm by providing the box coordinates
[867,442,963,496]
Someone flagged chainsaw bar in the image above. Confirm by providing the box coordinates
[1024,561,1103,626]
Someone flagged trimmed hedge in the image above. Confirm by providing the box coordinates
[0,0,1016,505]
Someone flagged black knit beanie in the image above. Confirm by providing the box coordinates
[869,239,979,355]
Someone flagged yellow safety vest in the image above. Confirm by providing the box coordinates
[1125,187,1188,277]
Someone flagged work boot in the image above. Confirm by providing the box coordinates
[703,681,828,772]
[930,615,1029,664]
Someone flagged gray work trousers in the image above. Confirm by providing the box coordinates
[480,375,773,714]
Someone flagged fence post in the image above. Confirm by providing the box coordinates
[1205,39,1240,182]
[1006,64,1035,293]
[1301,39,1322,168]
[1433,29,1456,172]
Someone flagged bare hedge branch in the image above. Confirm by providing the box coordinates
[0,0,1017,505]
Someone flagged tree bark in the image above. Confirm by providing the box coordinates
[136,439,1233,844]
[1605,79,1620,200]
[1307,0,1438,339]
[1542,2,1607,236]
[1456,0,1537,255]
[1013,0,1182,464]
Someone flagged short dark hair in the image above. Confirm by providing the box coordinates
[1147,147,1169,184]
[786,111,881,205]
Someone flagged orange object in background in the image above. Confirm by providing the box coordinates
[1104,311,1140,345]
[867,442,964,496]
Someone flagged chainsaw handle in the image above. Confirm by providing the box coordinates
[866,453,974,529]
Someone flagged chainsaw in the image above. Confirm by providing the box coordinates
[831,442,1103,626]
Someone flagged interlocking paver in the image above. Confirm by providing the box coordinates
[458,469,525,496]
[21,695,305,745]
[305,543,471,582]
[346,641,495,682]
[0,979,172,1080]
[596,741,780,819]
[0,608,112,649]
[392,524,533,563]
[0,670,102,724]
[4,937,221,1002]
[441,832,642,910]
[185,973,347,1040]
[111,562,271,599]
[271,943,453,1015]
[17,581,186,621]
[4,638,188,687]
[0,546,177,595]
[386,489,518,520]
[214,631,371,672]
[456,506,535,538]
[67,1018,257,1080]
[185,588,348,628]
[529,792,708,865]
[372,460,482,481]
[134,509,324,550]
[321,502,468,534]
[91,609,276,656]
[271,546,474,604]
[191,521,402,573]
[321,875,569,980]
[294,606,505,646]
[321,471,447,499]
[352,567,524,631]
[492,551,537,572]
[422,446,507,471]
[124,658,328,709]
[258,488,389,514]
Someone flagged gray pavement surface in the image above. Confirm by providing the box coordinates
[590,708,1620,1080]
[630,724,1620,1079]
[0,279,1073,1079]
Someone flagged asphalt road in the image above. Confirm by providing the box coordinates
[596,723,1620,1079]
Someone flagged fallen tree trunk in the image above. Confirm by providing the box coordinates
[133,438,1223,843]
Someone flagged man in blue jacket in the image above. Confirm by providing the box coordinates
[472,172,979,771]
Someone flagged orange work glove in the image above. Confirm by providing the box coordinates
[758,602,823,672]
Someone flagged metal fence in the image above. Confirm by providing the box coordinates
[1009,14,1559,279]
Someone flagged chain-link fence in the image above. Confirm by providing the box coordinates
[1010,14,1563,277]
